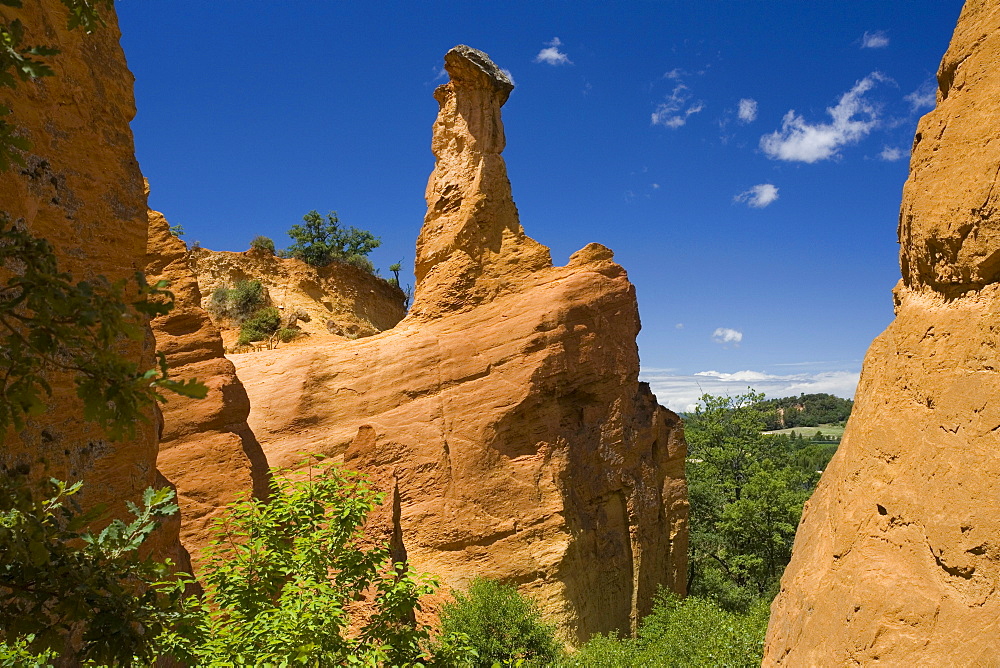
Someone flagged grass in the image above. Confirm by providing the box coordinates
[763,423,845,437]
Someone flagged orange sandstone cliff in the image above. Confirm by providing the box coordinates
[145,206,270,571]
[764,1,1000,663]
[0,2,182,560]
[231,45,687,641]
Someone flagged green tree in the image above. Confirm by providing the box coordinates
[685,391,811,609]
[286,210,381,270]
[434,577,563,667]
[388,260,402,287]
[563,591,769,668]
[161,458,442,666]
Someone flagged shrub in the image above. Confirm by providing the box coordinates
[1,461,455,666]
[435,577,562,667]
[277,327,299,343]
[562,591,769,668]
[208,280,266,323]
[249,235,275,254]
[162,459,442,666]
[0,473,194,665]
[208,285,230,316]
[344,253,375,274]
[230,280,265,320]
[238,306,281,344]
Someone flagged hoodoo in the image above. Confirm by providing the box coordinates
[232,45,688,640]
[765,1,1000,663]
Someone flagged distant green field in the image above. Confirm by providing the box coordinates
[763,423,845,438]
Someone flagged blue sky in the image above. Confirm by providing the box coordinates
[118,1,964,411]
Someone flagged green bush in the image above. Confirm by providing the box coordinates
[277,327,299,343]
[230,280,265,319]
[563,592,769,668]
[2,461,456,666]
[435,577,563,667]
[162,459,443,666]
[344,253,375,274]
[208,285,230,315]
[208,280,266,323]
[238,306,281,344]
[249,235,275,254]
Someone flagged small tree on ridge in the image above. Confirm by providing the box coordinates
[286,210,381,270]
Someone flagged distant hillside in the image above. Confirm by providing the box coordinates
[755,393,853,431]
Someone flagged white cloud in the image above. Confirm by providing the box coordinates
[738,98,758,123]
[675,323,684,329]
[712,327,743,345]
[535,37,573,66]
[734,183,779,208]
[651,183,661,189]
[500,68,516,85]
[861,30,890,49]
[639,368,861,413]
[879,146,905,161]
[904,80,936,112]
[651,84,705,129]
[664,68,686,80]
[760,72,887,163]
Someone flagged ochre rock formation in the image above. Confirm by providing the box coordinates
[231,45,687,641]
[145,206,270,572]
[0,2,182,561]
[765,1,1000,663]
[188,246,406,347]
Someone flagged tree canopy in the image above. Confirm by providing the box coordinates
[285,210,381,271]
[754,392,853,430]
[684,390,834,611]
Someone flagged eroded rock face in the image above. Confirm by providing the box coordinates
[0,2,181,560]
[188,246,406,347]
[764,2,1000,663]
[145,207,270,572]
[231,45,687,641]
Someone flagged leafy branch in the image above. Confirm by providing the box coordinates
[0,472,197,665]
[0,214,207,441]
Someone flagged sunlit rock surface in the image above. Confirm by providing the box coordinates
[145,206,270,573]
[231,45,688,641]
[765,1,1000,663]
